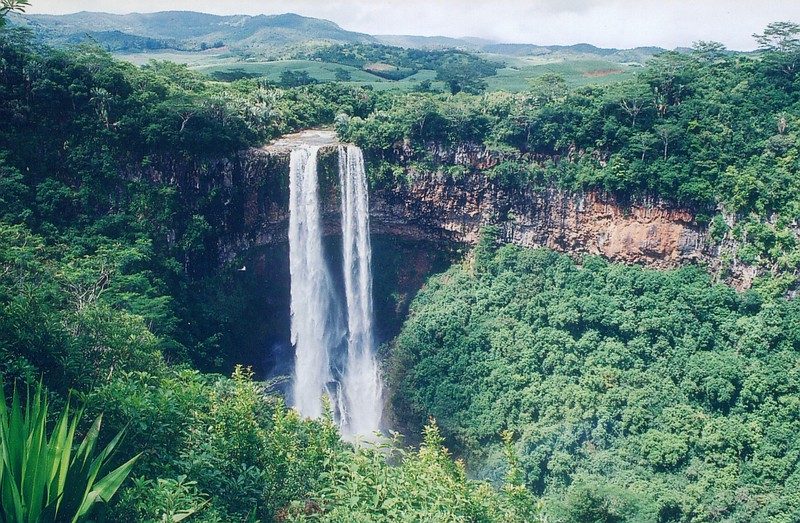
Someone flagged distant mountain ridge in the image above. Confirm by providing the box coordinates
[10,11,377,54]
[480,43,667,63]
[373,34,494,50]
[11,10,667,62]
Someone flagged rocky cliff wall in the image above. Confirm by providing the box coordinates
[133,139,721,281]
[207,143,716,272]
[371,172,707,268]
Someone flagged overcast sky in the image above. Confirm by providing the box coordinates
[25,1,800,50]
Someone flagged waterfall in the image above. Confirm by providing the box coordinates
[339,145,383,436]
[287,143,383,438]
[288,146,341,419]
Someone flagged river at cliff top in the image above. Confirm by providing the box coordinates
[265,129,339,152]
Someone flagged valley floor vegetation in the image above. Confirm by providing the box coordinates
[392,231,800,522]
[1,9,799,522]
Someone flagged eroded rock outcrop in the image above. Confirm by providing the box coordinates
[214,138,710,272]
[132,135,715,278]
[370,171,706,269]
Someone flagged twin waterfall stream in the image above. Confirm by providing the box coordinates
[288,144,383,438]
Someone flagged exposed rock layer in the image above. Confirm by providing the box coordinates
[371,171,707,269]
[219,142,710,271]
[135,140,719,280]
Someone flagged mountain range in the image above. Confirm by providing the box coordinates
[9,10,667,63]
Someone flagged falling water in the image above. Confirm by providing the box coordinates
[339,145,383,436]
[287,143,383,437]
[288,146,341,419]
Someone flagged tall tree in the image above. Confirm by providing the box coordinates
[753,21,800,76]
[529,73,568,104]
[691,40,728,63]
[754,21,800,53]
[614,82,651,128]
[0,0,29,26]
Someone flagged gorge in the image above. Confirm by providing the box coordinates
[124,131,750,382]
[3,16,799,520]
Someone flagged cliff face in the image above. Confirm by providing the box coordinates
[371,171,707,269]
[214,143,711,271]
[135,139,718,280]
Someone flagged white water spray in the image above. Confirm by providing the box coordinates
[287,143,383,437]
[339,145,383,436]
[288,146,341,419]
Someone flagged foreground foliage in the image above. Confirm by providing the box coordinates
[0,1,29,27]
[88,367,533,521]
[391,242,800,522]
[285,422,536,522]
[0,384,137,522]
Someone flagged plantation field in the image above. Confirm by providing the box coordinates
[193,57,634,92]
[115,49,232,67]
[198,59,444,90]
[485,57,636,91]
[197,59,385,83]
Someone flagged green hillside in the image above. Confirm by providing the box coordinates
[486,57,636,91]
[10,10,669,93]
[10,11,376,54]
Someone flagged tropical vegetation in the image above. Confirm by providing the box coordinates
[0,383,138,522]
[391,234,800,522]
[1,5,800,520]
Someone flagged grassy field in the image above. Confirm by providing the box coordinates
[115,50,231,67]
[116,50,633,92]
[198,61,448,91]
[197,60,385,83]
[485,57,636,91]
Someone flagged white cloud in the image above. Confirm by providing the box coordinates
[25,0,800,50]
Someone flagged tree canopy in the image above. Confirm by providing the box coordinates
[391,244,800,522]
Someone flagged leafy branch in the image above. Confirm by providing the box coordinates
[0,0,30,26]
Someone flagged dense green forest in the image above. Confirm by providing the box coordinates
[392,235,800,521]
[2,1,800,519]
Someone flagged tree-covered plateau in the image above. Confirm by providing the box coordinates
[334,23,800,292]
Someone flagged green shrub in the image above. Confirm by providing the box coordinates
[110,475,220,523]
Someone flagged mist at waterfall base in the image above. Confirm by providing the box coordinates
[287,144,384,438]
[229,150,459,435]
[237,236,453,396]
